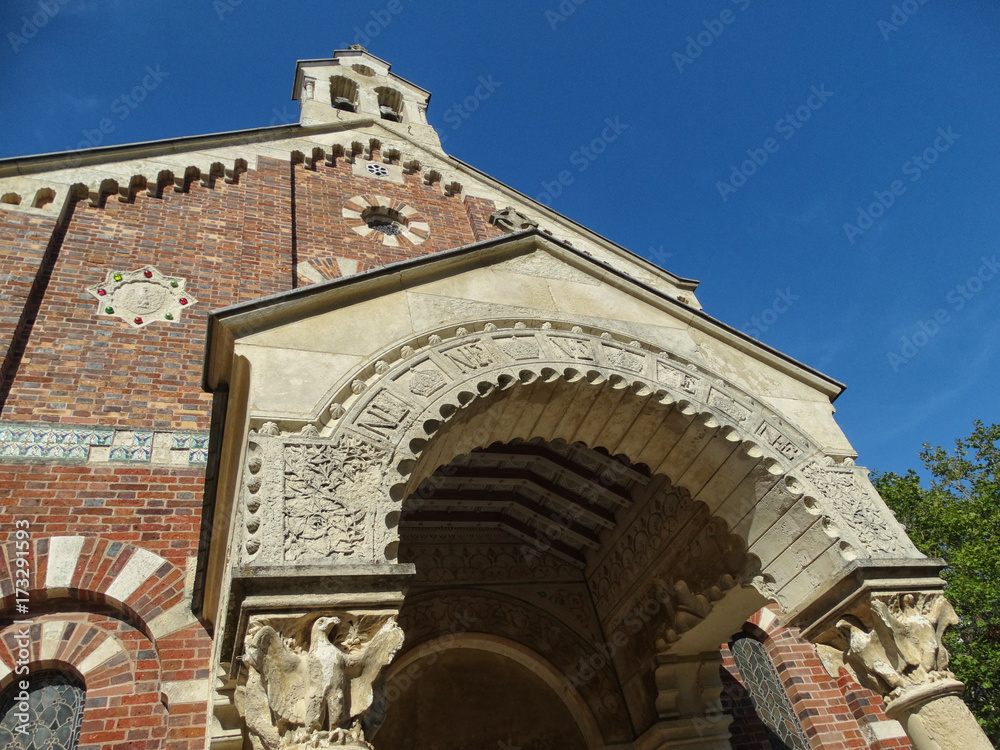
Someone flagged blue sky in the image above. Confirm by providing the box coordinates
[1,0,998,476]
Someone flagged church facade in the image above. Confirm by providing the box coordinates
[0,47,991,750]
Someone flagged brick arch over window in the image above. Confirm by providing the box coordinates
[0,537,186,639]
[0,619,135,696]
[0,617,173,750]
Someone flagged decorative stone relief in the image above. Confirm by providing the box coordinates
[601,343,645,373]
[87,266,196,328]
[654,575,745,648]
[488,206,538,233]
[707,386,752,424]
[588,482,697,617]
[318,322,847,572]
[0,421,208,464]
[239,613,404,750]
[496,335,541,361]
[283,437,387,561]
[654,359,698,395]
[353,390,413,443]
[802,458,914,557]
[548,335,595,361]
[825,593,959,700]
[754,418,804,462]
[407,368,446,397]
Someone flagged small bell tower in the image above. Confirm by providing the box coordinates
[292,46,440,149]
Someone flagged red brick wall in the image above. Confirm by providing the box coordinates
[0,211,59,400]
[0,464,203,566]
[0,155,504,429]
[290,157,485,280]
[0,149,506,749]
[724,612,915,750]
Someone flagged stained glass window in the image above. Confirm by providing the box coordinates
[730,635,810,750]
[0,671,85,750]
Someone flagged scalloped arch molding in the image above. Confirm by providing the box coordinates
[236,320,917,618]
[204,235,923,650]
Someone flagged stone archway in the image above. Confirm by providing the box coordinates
[390,434,766,745]
[201,231,981,749]
[237,319,919,610]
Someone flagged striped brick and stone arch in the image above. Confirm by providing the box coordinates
[0,619,135,696]
[0,537,190,641]
[293,319,920,618]
[0,616,179,750]
[341,194,430,247]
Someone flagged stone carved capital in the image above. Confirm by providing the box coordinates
[236,612,404,750]
[819,592,959,703]
[488,206,538,233]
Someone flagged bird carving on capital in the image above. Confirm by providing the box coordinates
[240,614,405,750]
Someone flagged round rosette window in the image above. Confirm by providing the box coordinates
[342,195,430,247]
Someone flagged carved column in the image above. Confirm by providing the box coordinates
[816,592,993,750]
[206,426,416,750]
[635,651,733,750]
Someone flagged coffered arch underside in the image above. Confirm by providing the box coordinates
[240,318,918,623]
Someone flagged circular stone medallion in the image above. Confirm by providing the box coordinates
[86,266,197,329]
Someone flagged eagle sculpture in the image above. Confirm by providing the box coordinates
[241,615,405,750]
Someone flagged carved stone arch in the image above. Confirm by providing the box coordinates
[385,633,605,750]
[279,319,918,618]
[197,194,980,750]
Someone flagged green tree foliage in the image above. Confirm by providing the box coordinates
[873,421,1000,742]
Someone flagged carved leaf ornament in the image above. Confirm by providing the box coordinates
[283,438,386,560]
